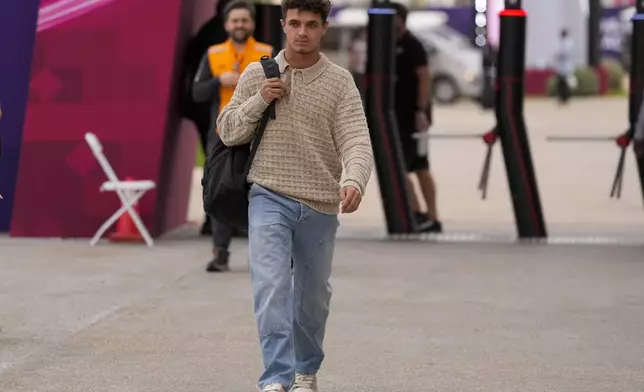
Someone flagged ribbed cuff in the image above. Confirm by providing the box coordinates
[241,91,270,121]
[341,179,364,196]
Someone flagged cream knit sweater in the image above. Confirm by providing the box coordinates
[217,51,374,214]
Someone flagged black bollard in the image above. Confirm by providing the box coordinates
[587,0,601,67]
[254,1,283,55]
[495,0,547,238]
[365,5,416,234]
[629,1,644,202]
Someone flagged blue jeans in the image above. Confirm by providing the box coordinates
[248,184,339,390]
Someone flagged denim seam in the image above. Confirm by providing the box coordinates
[258,326,292,339]
[294,316,325,336]
[294,244,325,329]
[303,235,327,266]
[294,272,312,329]
[295,369,319,376]
[297,202,305,224]
[295,321,324,333]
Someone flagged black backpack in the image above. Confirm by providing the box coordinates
[201,55,279,232]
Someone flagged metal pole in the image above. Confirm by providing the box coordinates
[364,1,417,234]
[504,0,521,10]
[629,0,644,203]
[587,0,601,67]
[495,1,547,238]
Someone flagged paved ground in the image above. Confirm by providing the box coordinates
[1,235,643,392]
[2,98,644,391]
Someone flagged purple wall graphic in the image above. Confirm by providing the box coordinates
[0,0,41,231]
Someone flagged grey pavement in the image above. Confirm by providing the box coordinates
[1,234,644,392]
[2,98,644,392]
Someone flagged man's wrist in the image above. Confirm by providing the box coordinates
[241,91,271,120]
[341,180,364,197]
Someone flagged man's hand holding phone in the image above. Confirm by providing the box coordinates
[260,78,286,103]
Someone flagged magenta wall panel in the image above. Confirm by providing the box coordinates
[11,0,200,238]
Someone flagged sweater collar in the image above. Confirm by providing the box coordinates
[275,50,330,84]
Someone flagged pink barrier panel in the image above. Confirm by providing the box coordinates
[11,0,201,238]
[525,69,555,96]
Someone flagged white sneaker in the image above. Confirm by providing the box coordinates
[292,373,318,392]
[260,382,286,392]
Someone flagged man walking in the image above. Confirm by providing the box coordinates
[217,0,374,390]
[554,28,574,105]
[391,2,442,233]
[193,0,274,272]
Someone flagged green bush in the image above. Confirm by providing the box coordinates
[600,58,625,93]
[574,67,601,96]
[196,145,205,167]
[546,66,600,97]
[545,77,557,96]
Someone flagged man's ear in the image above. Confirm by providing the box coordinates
[280,18,285,32]
[322,20,329,35]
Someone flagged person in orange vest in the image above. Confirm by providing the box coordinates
[192,0,274,273]
[181,0,233,237]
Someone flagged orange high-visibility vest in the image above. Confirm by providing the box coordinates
[207,37,274,114]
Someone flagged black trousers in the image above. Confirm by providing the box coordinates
[193,111,210,155]
[211,218,233,249]
[556,75,571,103]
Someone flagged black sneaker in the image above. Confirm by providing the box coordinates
[414,213,443,233]
[206,248,230,272]
[414,212,432,230]
[423,220,443,233]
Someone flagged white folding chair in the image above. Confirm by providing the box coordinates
[84,132,156,248]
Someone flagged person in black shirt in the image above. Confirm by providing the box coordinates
[391,2,442,233]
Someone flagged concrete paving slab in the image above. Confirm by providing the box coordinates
[1,235,644,392]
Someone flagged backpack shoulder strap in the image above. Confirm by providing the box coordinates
[244,55,279,175]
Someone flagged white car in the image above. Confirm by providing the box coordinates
[410,24,483,104]
[619,6,635,70]
[330,8,483,104]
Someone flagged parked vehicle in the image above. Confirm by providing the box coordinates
[412,24,483,104]
[619,6,635,70]
[328,8,483,104]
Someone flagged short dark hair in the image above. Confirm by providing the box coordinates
[389,2,408,23]
[281,0,332,23]
[223,0,256,21]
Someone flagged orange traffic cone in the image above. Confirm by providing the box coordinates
[109,176,144,243]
